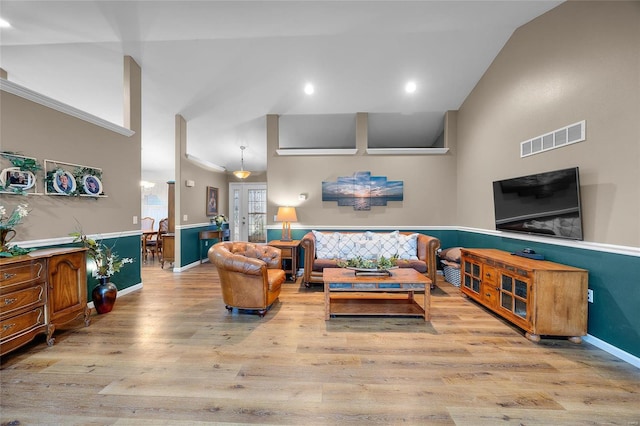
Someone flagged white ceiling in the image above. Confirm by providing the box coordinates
[0,1,562,181]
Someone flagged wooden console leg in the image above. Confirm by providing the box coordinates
[83,306,91,327]
[568,336,583,344]
[46,323,56,347]
[525,332,541,343]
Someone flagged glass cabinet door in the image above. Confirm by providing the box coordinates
[463,260,481,294]
[499,273,529,320]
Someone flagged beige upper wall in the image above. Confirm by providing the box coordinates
[266,113,459,228]
[180,158,228,224]
[456,1,640,247]
[0,91,141,240]
[176,114,230,226]
[0,56,141,242]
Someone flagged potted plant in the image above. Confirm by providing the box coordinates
[71,232,133,314]
[211,214,228,228]
[0,203,31,256]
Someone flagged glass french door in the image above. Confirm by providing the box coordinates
[229,182,267,243]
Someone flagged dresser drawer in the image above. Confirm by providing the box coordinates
[0,306,46,340]
[0,260,45,293]
[1,284,46,319]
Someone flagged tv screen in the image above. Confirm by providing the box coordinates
[492,167,583,240]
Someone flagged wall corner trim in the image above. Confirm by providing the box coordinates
[0,79,136,137]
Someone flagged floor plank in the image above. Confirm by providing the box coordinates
[2,262,639,425]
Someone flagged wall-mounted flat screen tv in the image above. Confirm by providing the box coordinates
[492,167,583,240]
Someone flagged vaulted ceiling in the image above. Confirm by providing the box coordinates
[0,1,562,181]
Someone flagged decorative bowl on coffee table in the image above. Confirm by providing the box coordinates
[346,266,398,276]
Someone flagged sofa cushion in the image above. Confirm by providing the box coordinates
[396,258,427,273]
[313,258,340,271]
[313,231,341,259]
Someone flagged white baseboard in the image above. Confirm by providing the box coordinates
[173,260,202,272]
[583,334,640,369]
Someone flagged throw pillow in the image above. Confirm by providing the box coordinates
[355,239,380,260]
[338,238,357,260]
[313,231,341,259]
[378,231,399,259]
[440,247,462,263]
[397,233,419,260]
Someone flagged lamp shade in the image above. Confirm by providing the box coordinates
[276,206,297,241]
[233,170,251,179]
[276,206,297,222]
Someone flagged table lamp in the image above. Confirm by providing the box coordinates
[276,206,297,241]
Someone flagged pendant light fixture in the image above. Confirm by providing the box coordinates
[233,146,251,179]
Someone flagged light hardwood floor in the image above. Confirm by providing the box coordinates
[2,261,639,425]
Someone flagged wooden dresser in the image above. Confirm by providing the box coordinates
[1,247,90,356]
[460,248,588,343]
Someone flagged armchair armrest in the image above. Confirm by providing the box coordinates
[416,234,440,286]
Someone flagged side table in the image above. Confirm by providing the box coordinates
[268,240,300,281]
[199,229,224,264]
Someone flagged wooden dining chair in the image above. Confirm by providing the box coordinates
[141,217,155,231]
[147,217,169,261]
[141,217,155,261]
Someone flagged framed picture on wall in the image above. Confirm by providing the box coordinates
[206,186,218,216]
[53,170,77,194]
[82,175,103,195]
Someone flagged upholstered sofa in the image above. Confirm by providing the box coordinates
[300,230,440,287]
[208,241,285,317]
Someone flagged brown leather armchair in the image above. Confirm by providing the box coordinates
[208,241,285,317]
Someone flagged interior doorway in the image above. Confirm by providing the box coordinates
[228,182,267,243]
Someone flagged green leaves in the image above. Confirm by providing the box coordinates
[337,255,398,270]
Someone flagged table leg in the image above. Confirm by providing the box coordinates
[424,280,431,321]
[324,282,330,320]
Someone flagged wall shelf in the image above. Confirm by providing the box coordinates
[276,149,358,156]
[276,148,449,156]
[44,159,105,197]
[366,148,449,155]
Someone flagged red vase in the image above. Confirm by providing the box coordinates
[92,277,118,314]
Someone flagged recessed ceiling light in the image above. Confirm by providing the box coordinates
[405,81,417,94]
[304,83,315,95]
[0,17,11,28]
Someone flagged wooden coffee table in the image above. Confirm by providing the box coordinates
[323,268,431,321]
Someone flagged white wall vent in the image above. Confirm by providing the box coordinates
[520,120,585,158]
